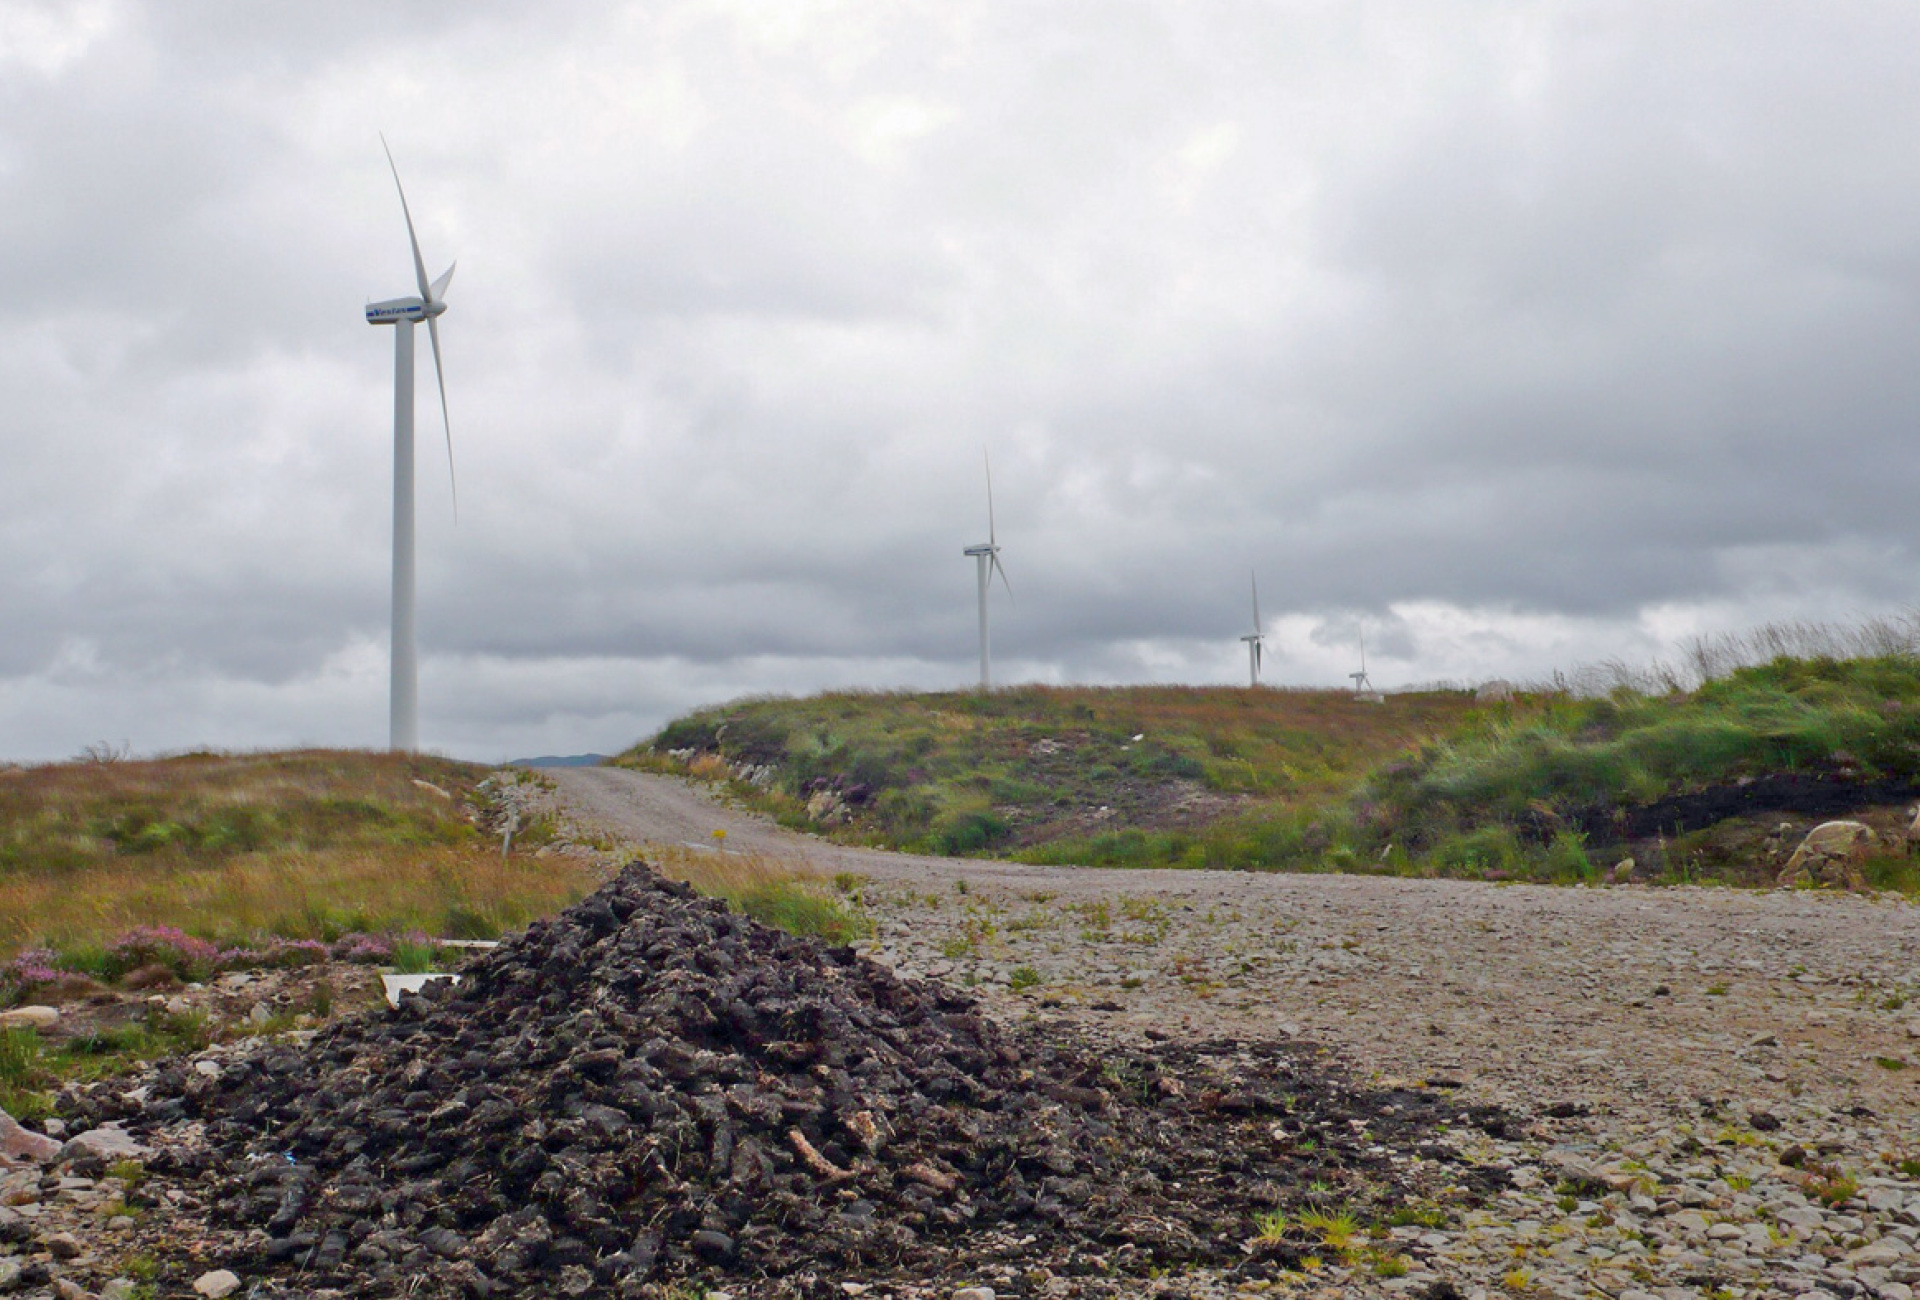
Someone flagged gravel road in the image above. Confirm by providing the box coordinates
[549,766,1920,1300]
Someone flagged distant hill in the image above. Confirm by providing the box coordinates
[619,663,1920,889]
[507,754,609,768]
[618,684,1500,865]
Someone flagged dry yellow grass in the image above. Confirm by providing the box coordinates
[0,844,601,955]
[0,750,600,958]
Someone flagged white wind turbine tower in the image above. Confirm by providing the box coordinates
[365,137,457,753]
[1350,625,1382,701]
[962,452,1012,690]
[1240,572,1266,687]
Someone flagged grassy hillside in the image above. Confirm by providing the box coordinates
[0,750,596,963]
[621,684,1519,862]
[1360,654,1920,883]
[626,659,1920,887]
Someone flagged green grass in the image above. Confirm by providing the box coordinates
[626,652,1920,887]
[624,684,1508,863]
[0,1011,214,1119]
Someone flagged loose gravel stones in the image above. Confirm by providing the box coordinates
[81,864,1491,1298]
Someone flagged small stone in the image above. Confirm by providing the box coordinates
[51,1278,91,1300]
[1849,1243,1904,1267]
[193,1270,242,1299]
[1748,1033,1779,1048]
[953,1289,998,1300]
[59,1127,148,1163]
[1612,859,1636,885]
[0,1259,20,1290]
[45,1231,84,1259]
[689,1229,734,1262]
[0,1111,60,1164]
[1749,1109,1782,1131]
[0,1007,57,1031]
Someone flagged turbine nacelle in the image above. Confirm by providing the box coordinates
[365,294,450,325]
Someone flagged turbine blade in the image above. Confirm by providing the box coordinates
[1254,640,1262,673]
[991,552,1013,601]
[381,135,434,303]
[985,448,997,547]
[429,261,456,303]
[427,315,457,521]
[1251,571,1261,632]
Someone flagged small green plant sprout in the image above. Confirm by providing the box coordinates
[1297,1207,1359,1253]
[1798,1164,1859,1206]
[1877,1056,1910,1071]
[1385,1204,1447,1229]
[1251,1208,1290,1245]
[711,828,726,842]
[1897,1157,1920,1179]
[1007,966,1042,992]
[1372,1253,1410,1279]
[1705,984,1728,996]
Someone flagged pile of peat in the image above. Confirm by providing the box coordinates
[94,865,1498,1297]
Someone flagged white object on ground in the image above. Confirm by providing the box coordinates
[381,972,463,1009]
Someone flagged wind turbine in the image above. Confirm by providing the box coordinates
[365,137,456,753]
[1350,625,1380,700]
[962,452,1012,690]
[1240,572,1265,687]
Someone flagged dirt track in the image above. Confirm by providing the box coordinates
[551,767,1920,1117]
[548,767,1920,1297]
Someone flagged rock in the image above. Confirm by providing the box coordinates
[1849,1242,1904,1267]
[0,1006,57,1031]
[1778,820,1878,890]
[59,1126,147,1163]
[45,1231,84,1259]
[100,1282,138,1300]
[51,1279,91,1300]
[1612,859,1635,885]
[690,1229,736,1262]
[0,1259,19,1291]
[805,789,849,825]
[953,1290,997,1300]
[192,1270,241,1299]
[0,1110,61,1164]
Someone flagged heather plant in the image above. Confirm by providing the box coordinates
[102,926,221,982]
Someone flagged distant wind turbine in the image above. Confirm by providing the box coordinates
[1350,626,1379,699]
[365,136,457,753]
[962,451,1012,690]
[1240,572,1265,687]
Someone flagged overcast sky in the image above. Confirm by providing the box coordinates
[3,2,1918,762]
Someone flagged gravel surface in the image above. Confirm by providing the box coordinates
[543,767,1920,1300]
